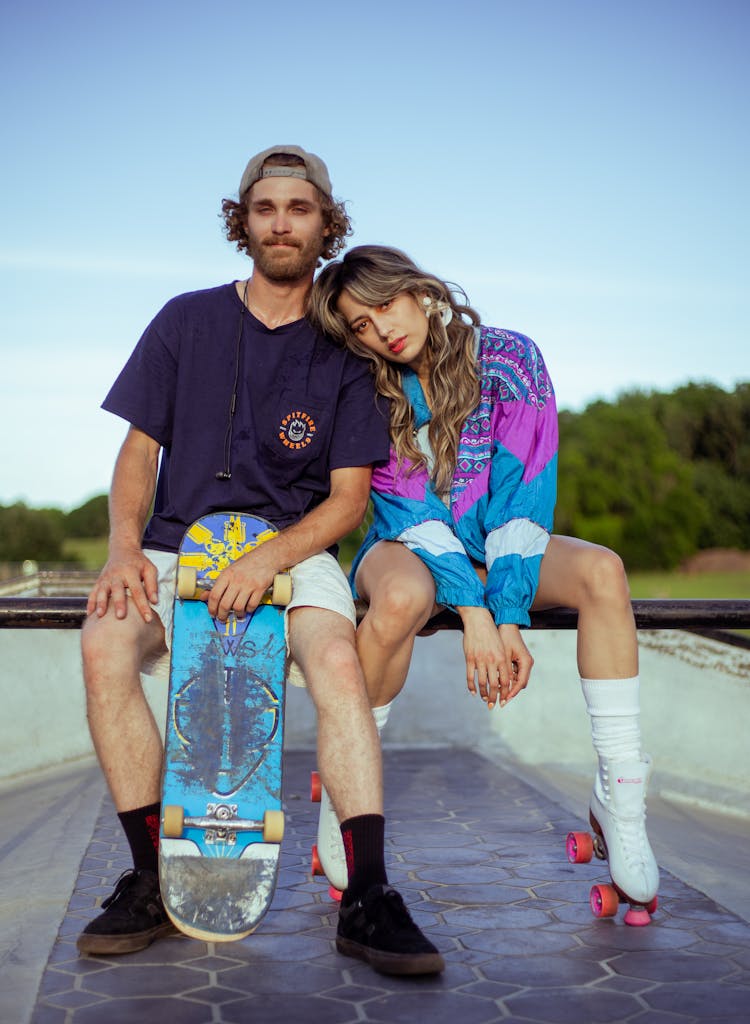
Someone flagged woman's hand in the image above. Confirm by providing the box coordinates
[497,623,534,701]
[456,609,534,709]
[457,606,511,709]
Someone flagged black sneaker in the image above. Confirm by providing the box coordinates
[77,869,177,955]
[337,884,445,975]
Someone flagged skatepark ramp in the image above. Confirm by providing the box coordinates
[0,577,748,812]
[1,574,749,1024]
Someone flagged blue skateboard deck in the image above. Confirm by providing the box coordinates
[159,512,290,941]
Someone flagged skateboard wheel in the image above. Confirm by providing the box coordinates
[271,572,292,606]
[566,831,594,864]
[163,804,185,838]
[310,770,322,803]
[176,566,198,600]
[311,844,323,877]
[590,883,619,918]
[263,809,285,843]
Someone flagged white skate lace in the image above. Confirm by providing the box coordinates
[609,812,649,869]
[599,765,650,870]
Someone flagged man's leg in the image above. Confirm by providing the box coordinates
[77,605,176,954]
[289,606,444,975]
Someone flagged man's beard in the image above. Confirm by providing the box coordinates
[247,233,323,283]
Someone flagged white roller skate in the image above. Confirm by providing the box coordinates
[310,702,393,900]
[566,755,660,926]
[310,773,348,898]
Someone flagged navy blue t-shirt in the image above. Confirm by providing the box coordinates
[102,283,389,553]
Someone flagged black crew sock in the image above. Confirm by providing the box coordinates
[118,802,161,873]
[340,813,388,901]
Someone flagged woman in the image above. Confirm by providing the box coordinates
[308,245,659,924]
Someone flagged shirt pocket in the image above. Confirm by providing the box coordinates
[260,393,331,468]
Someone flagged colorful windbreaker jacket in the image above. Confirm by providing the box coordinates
[351,326,558,626]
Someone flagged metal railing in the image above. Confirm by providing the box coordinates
[1,595,749,647]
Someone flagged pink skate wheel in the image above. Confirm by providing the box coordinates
[646,895,658,914]
[328,885,343,902]
[624,906,652,926]
[566,831,594,864]
[311,844,323,877]
[590,883,619,918]
[310,770,322,802]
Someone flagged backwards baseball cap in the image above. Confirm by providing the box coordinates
[239,145,332,200]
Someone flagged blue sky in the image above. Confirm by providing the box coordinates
[1,0,747,510]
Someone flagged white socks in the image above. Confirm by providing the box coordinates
[580,676,642,763]
[372,701,393,734]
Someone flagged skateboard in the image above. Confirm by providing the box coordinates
[159,511,292,942]
[565,825,659,926]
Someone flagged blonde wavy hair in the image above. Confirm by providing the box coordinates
[308,245,481,495]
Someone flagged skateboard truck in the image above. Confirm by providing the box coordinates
[176,566,292,606]
[163,803,285,844]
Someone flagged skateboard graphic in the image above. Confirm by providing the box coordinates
[565,823,659,927]
[159,512,292,942]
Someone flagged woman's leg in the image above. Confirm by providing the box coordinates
[315,542,438,892]
[534,536,659,913]
[355,542,439,708]
[534,535,636,679]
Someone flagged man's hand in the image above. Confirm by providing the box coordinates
[207,543,281,622]
[87,543,158,622]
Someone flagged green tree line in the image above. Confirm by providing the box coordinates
[1,382,748,570]
[0,494,109,563]
[556,381,750,569]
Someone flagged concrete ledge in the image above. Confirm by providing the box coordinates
[1,625,748,818]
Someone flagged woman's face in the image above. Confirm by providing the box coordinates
[336,289,430,375]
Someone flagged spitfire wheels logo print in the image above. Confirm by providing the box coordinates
[279,410,317,450]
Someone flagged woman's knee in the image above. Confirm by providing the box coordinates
[581,546,631,606]
[367,574,434,641]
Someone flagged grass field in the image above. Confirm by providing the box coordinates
[62,537,109,569]
[629,570,750,599]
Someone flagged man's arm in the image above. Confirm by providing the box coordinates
[87,425,161,622]
[206,465,371,621]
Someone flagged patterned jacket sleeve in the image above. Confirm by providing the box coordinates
[480,329,558,626]
[367,455,486,610]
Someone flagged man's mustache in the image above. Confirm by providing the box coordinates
[263,238,301,249]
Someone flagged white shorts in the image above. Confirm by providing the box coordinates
[142,547,356,687]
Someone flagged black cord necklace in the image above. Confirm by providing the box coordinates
[215,280,248,481]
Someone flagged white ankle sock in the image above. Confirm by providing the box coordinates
[580,676,642,763]
[372,700,393,734]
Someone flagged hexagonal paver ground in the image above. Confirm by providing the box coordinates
[32,750,750,1024]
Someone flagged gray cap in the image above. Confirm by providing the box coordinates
[239,145,332,200]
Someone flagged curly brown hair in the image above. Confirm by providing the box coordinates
[221,157,352,264]
[309,245,481,496]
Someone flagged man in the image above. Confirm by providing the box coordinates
[77,145,444,976]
